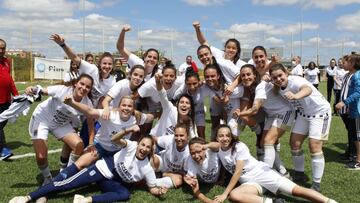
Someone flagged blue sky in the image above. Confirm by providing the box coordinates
[1,0,360,66]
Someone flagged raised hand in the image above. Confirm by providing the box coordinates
[193,21,201,29]
[122,24,131,32]
[49,34,65,45]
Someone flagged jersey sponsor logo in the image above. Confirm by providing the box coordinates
[52,109,72,125]
[115,161,134,183]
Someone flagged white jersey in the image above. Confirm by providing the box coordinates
[216,58,240,84]
[150,89,196,138]
[210,46,247,68]
[32,85,92,129]
[128,53,161,82]
[326,66,335,77]
[157,135,189,173]
[95,140,157,187]
[280,76,330,115]
[95,109,147,152]
[138,77,182,104]
[255,81,293,115]
[304,68,320,85]
[185,149,220,183]
[79,60,115,106]
[218,142,268,183]
[333,67,347,90]
[291,64,303,76]
[106,79,133,108]
[178,62,190,76]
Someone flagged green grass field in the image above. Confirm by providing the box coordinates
[1,82,359,203]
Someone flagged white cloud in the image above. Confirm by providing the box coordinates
[79,0,96,11]
[308,37,321,43]
[183,0,228,6]
[336,10,360,32]
[2,0,75,17]
[266,37,284,44]
[252,0,360,10]
[229,23,274,33]
[267,23,319,35]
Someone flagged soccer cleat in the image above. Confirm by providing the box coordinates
[291,171,308,184]
[1,147,13,160]
[42,176,52,186]
[9,196,31,203]
[311,182,321,192]
[346,162,360,170]
[73,194,88,203]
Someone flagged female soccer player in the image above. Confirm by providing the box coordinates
[270,63,332,192]
[213,124,337,203]
[9,134,168,203]
[24,74,93,185]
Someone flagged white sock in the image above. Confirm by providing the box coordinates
[67,153,80,167]
[275,142,281,152]
[291,149,305,172]
[311,152,325,183]
[39,164,52,179]
[263,197,273,203]
[264,144,276,167]
[256,147,265,161]
[155,177,174,188]
[228,118,239,137]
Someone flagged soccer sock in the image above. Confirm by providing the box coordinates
[38,163,52,179]
[155,177,175,188]
[59,156,69,172]
[264,144,276,167]
[256,147,265,161]
[291,149,305,172]
[53,163,79,182]
[263,197,273,203]
[275,142,281,152]
[67,153,80,167]
[311,152,325,183]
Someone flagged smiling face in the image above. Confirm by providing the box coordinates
[197,47,213,66]
[162,68,176,90]
[136,137,153,160]
[144,50,158,69]
[271,69,288,88]
[186,76,200,94]
[189,143,206,164]
[118,97,134,121]
[99,56,113,78]
[224,41,238,61]
[73,76,93,101]
[130,67,145,88]
[204,68,220,88]
[240,67,257,87]
[253,49,267,70]
[216,127,232,150]
[177,96,192,116]
[174,127,189,150]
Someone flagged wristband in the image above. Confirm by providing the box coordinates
[59,43,66,48]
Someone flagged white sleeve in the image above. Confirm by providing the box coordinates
[79,60,98,76]
[137,113,147,125]
[158,88,172,111]
[128,53,144,69]
[185,158,196,177]
[107,80,124,99]
[173,83,186,100]
[230,85,244,99]
[234,143,250,162]
[217,58,240,83]
[47,85,67,98]
[138,79,155,98]
[157,134,173,149]
[143,164,157,187]
[210,46,225,60]
[254,81,267,100]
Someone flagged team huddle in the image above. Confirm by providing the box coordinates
[10,21,360,203]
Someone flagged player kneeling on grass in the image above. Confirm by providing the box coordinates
[9,134,169,203]
[24,74,94,186]
[183,137,222,203]
[212,124,337,203]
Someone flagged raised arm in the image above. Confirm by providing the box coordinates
[25,85,48,96]
[110,125,140,146]
[101,95,114,120]
[284,85,312,100]
[116,24,132,60]
[214,160,244,203]
[63,96,100,119]
[49,34,81,66]
[193,21,210,46]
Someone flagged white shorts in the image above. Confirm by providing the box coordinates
[28,116,75,140]
[194,110,205,127]
[264,111,295,131]
[292,110,331,140]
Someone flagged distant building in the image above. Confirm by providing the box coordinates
[6,49,43,58]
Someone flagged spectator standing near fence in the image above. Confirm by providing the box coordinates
[291,56,303,77]
[178,55,198,76]
[326,58,336,103]
[0,38,19,160]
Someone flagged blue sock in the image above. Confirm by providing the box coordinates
[53,164,79,181]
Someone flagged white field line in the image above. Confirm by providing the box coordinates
[9,148,61,160]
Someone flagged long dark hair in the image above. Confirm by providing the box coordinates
[224,38,241,64]
[128,64,145,91]
[216,124,239,155]
[143,48,160,78]
[177,93,196,134]
[203,63,226,91]
[240,64,261,102]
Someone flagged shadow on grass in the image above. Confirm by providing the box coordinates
[7,141,32,150]
[323,146,347,163]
